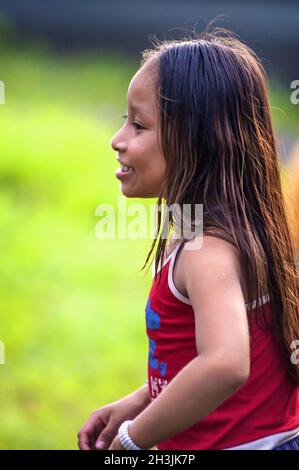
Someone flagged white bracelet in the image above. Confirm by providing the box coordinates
[118,420,142,450]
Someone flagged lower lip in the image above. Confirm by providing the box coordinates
[115,168,135,180]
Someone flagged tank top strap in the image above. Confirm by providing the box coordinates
[151,238,185,278]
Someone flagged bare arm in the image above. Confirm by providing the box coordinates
[127,236,250,449]
[129,355,247,449]
[126,384,151,410]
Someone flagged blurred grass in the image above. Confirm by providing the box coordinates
[0,44,155,450]
[270,80,299,134]
[0,43,298,449]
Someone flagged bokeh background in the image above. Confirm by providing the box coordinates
[0,0,298,449]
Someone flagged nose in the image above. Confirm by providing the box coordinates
[111,128,126,152]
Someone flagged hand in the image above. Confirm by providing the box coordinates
[108,435,126,450]
[78,386,150,450]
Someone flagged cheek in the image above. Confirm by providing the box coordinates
[143,158,166,191]
[130,138,166,180]
[130,135,159,165]
[128,141,145,165]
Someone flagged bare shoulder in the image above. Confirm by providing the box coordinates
[182,234,242,274]
[180,234,244,301]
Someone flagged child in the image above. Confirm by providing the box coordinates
[78,28,299,450]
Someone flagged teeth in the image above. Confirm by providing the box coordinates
[122,165,131,172]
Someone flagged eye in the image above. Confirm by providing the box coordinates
[121,113,144,131]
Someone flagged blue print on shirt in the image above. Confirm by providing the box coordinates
[146,298,160,329]
[145,298,168,377]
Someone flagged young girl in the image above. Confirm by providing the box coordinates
[78,28,299,451]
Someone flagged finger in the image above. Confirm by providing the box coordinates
[79,414,106,450]
[89,415,108,450]
[95,426,117,450]
[78,431,92,450]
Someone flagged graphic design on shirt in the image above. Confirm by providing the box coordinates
[146,298,169,397]
[149,375,168,399]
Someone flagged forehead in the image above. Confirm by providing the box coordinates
[127,66,157,113]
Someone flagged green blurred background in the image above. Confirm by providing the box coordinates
[0,43,156,449]
[0,1,298,450]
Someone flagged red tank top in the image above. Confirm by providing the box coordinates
[145,239,299,450]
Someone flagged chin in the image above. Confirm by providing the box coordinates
[120,186,157,198]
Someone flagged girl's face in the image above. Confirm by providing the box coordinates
[111,65,166,198]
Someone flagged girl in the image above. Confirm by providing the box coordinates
[78,28,299,450]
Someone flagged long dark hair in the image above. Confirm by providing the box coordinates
[139,27,299,384]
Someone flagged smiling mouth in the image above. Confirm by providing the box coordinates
[121,164,134,173]
[115,165,135,179]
